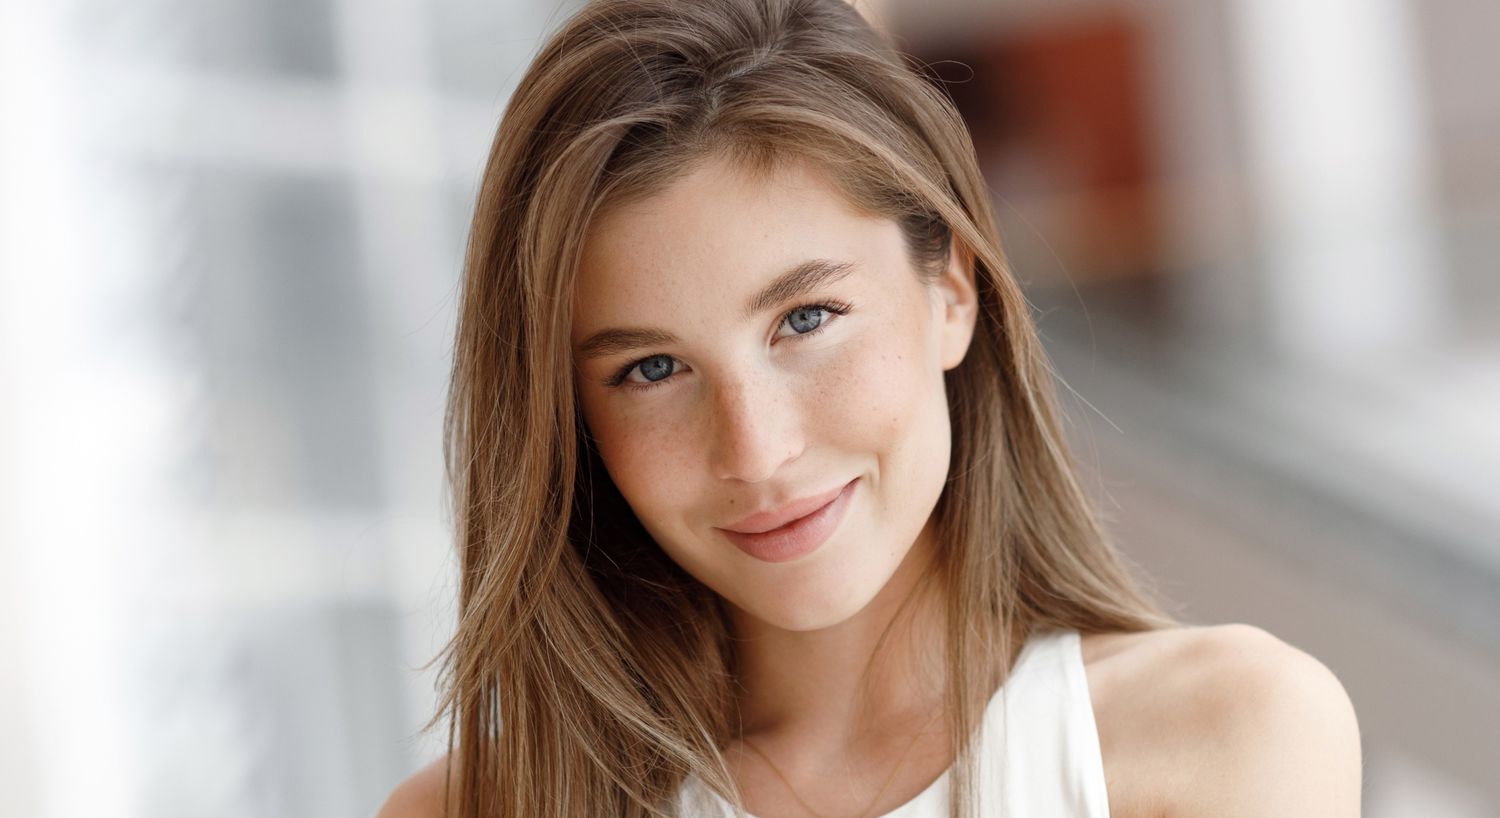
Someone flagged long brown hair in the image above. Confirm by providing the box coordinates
[427,0,1180,815]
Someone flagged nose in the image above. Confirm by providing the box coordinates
[707,368,804,484]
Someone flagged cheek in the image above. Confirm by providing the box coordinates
[809,309,941,450]
[580,395,697,524]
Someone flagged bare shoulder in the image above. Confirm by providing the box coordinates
[1081,624,1362,817]
[376,754,452,818]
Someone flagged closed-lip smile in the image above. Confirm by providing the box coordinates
[719,480,851,534]
[717,477,859,564]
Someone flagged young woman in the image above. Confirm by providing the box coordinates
[379,0,1362,815]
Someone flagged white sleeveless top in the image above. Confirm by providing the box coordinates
[674,628,1110,817]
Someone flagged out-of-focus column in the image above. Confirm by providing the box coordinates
[1228,0,1445,365]
[0,5,137,817]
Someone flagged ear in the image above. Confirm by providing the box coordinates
[933,237,979,371]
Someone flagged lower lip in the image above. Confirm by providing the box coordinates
[720,478,858,564]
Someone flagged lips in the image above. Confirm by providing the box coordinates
[717,477,858,564]
[722,481,851,534]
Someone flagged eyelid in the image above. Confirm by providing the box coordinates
[604,299,852,391]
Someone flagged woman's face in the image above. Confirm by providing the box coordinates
[571,154,977,632]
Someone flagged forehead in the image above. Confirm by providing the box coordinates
[571,155,894,329]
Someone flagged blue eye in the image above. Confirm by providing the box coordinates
[608,300,852,393]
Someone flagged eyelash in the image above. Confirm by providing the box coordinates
[607,300,853,393]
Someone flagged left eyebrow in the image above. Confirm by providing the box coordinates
[575,258,857,362]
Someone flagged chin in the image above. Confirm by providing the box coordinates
[733,594,863,633]
[725,546,904,633]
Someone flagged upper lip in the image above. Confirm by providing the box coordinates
[718,479,853,534]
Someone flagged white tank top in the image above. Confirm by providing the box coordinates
[674,628,1110,817]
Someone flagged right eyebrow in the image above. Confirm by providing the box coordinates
[575,258,857,362]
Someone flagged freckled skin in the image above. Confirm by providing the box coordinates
[570,154,976,634]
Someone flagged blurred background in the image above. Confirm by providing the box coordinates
[0,0,1495,815]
